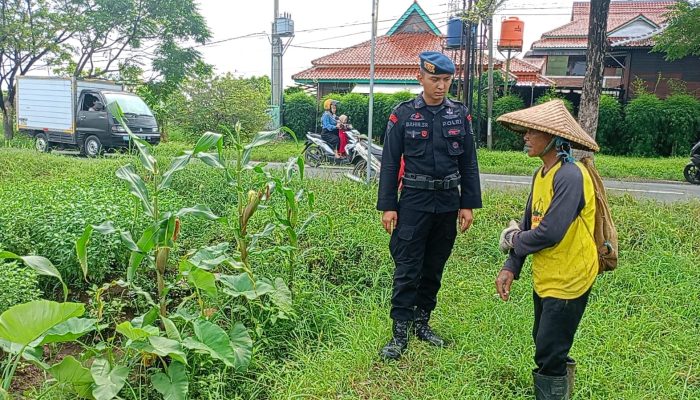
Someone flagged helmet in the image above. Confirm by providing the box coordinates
[323,99,339,110]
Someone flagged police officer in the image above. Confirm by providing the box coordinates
[377,51,482,361]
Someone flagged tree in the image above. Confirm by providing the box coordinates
[0,0,211,141]
[0,0,75,140]
[653,1,700,61]
[577,0,611,152]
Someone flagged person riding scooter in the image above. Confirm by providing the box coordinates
[321,99,343,159]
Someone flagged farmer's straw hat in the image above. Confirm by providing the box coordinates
[497,99,600,152]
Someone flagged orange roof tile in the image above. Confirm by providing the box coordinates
[312,33,454,66]
[293,66,422,81]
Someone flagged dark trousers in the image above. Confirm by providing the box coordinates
[389,207,458,321]
[533,288,591,376]
[321,130,340,151]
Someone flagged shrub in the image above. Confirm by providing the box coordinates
[596,95,624,154]
[660,94,700,156]
[337,93,369,134]
[391,91,415,104]
[623,93,664,156]
[492,94,526,151]
[0,261,42,313]
[535,88,574,114]
[370,93,394,140]
[168,73,271,142]
[284,91,317,138]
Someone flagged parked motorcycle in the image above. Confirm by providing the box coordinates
[683,141,700,185]
[303,131,351,167]
[346,133,383,180]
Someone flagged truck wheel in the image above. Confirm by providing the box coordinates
[35,133,50,153]
[82,135,103,157]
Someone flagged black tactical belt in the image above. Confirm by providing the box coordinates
[402,172,461,190]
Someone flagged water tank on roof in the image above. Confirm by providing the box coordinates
[498,17,524,51]
[275,13,294,37]
[445,17,463,49]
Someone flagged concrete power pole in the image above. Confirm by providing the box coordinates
[271,0,294,129]
[487,17,494,149]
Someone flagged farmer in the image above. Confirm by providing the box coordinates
[376,51,482,361]
[495,100,600,399]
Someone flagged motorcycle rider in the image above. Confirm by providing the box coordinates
[321,99,343,158]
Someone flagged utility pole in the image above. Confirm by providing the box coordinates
[462,0,471,105]
[487,17,494,149]
[271,0,294,129]
[367,0,378,184]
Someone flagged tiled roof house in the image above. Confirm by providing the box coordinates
[527,0,700,99]
[292,1,551,96]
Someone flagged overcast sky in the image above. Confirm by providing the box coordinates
[196,0,578,87]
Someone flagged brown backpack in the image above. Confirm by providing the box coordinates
[580,156,618,274]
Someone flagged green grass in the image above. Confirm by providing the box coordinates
[477,149,689,182]
[1,148,699,399]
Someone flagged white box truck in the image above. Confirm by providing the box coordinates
[16,76,160,156]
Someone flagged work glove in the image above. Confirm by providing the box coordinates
[499,220,521,254]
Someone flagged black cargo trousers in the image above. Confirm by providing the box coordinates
[388,204,458,321]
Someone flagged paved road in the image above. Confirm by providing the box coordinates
[291,164,700,203]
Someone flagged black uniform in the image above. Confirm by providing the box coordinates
[377,95,482,321]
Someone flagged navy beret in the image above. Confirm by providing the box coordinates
[419,51,455,75]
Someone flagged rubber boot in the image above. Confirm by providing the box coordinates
[413,308,447,347]
[566,358,576,398]
[379,320,411,361]
[533,370,569,400]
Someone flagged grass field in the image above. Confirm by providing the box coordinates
[1,147,699,399]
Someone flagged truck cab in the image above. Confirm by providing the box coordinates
[16,77,160,157]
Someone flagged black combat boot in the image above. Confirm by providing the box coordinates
[379,320,411,361]
[533,370,569,400]
[566,358,576,398]
[413,308,446,347]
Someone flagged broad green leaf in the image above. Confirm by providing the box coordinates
[108,101,156,173]
[229,322,253,371]
[157,214,178,248]
[128,338,188,366]
[0,301,84,346]
[182,319,236,367]
[91,358,129,400]
[152,361,188,400]
[0,387,8,400]
[39,317,97,345]
[116,165,154,217]
[0,252,68,301]
[296,155,305,180]
[84,221,140,253]
[186,268,217,297]
[219,273,262,300]
[115,321,158,341]
[193,131,223,155]
[128,223,159,281]
[75,225,93,281]
[159,154,191,191]
[285,156,298,182]
[47,356,94,398]
[270,278,293,314]
[162,317,181,341]
[131,307,159,328]
[0,339,45,367]
[195,152,225,169]
[175,205,219,220]
[187,243,229,270]
[245,130,278,150]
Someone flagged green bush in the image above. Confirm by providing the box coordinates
[535,88,574,114]
[370,93,394,140]
[168,73,271,142]
[624,93,665,156]
[492,94,526,151]
[390,91,415,104]
[284,91,317,138]
[337,93,369,134]
[596,95,624,154]
[660,94,700,156]
[0,262,42,313]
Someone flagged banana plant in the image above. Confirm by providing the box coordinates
[76,102,224,317]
